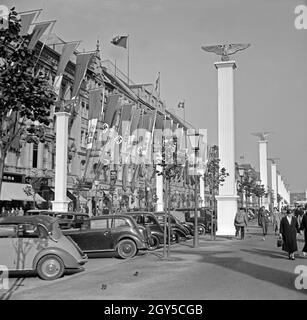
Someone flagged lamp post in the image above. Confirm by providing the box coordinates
[94,180,99,216]
[238,167,245,207]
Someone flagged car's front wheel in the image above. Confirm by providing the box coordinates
[37,254,65,281]
[148,235,160,250]
[116,239,137,259]
[198,226,205,235]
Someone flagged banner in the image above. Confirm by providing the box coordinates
[71,52,94,98]
[19,12,37,36]
[53,74,63,97]
[57,42,79,76]
[86,88,104,150]
[28,21,51,50]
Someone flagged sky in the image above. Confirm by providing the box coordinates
[4,0,307,192]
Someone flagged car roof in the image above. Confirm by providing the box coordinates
[0,215,57,230]
[90,214,134,220]
[125,212,156,216]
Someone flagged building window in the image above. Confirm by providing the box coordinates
[32,143,38,168]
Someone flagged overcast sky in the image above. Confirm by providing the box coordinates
[5,0,307,192]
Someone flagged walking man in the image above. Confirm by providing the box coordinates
[234,207,249,240]
[272,207,281,235]
[259,206,270,240]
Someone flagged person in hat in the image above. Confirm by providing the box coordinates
[279,209,301,260]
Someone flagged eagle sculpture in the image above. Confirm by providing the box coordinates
[251,132,272,141]
[201,43,251,61]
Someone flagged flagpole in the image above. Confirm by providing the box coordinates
[127,34,130,85]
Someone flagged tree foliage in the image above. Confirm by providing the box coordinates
[0,7,56,193]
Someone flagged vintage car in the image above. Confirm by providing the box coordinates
[63,215,149,259]
[171,211,206,236]
[0,216,87,280]
[25,209,56,216]
[125,211,177,250]
[154,212,191,242]
[55,212,90,230]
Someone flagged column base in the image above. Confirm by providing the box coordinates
[216,195,238,236]
[52,200,70,212]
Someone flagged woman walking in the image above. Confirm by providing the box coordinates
[299,211,307,257]
[279,209,300,260]
[272,207,281,235]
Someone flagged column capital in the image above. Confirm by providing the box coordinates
[214,60,237,70]
[54,111,70,118]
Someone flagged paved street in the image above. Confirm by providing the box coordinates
[1,220,306,300]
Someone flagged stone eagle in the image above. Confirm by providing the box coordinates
[201,43,250,61]
[251,132,271,141]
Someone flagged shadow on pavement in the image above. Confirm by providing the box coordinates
[173,249,307,295]
[241,248,287,260]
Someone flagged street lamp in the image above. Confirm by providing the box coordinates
[238,167,245,207]
[94,180,99,216]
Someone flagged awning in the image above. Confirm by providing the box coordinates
[0,182,46,202]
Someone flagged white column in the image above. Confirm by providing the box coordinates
[271,162,278,208]
[277,173,282,210]
[214,61,238,236]
[156,164,164,211]
[305,190,307,201]
[259,140,269,209]
[52,112,70,212]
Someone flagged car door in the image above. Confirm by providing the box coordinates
[14,223,46,270]
[0,224,18,270]
[69,218,112,252]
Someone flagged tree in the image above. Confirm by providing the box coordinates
[0,8,56,195]
[203,145,229,239]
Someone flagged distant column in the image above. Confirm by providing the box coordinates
[271,162,278,208]
[259,140,269,209]
[214,60,238,236]
[277,172,282,211]
[52,112,70,212]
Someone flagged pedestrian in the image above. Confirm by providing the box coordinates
[234,207,248,240]
[272,207,281,235]
[18,207,24,216]
[299,211,307,257]
[279,209,301,260]
[259,206,270,240]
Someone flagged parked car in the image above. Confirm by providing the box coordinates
[171,211,206,236]
[25,209,54,216]
[55,212,90,230]
[125,211,177,250]
[154,212,190,242]
[179,208,215,233]
[0,215,87,280]
[62,215,149,259]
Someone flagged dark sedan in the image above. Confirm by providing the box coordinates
[125,212,177,250]
[154,212,191,242]
[63,215,149,259]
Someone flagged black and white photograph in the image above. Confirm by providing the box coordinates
[0,0,307,309]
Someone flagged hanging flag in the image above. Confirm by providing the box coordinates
[71,52,94,98]
[19,12,37,36]
[111,35,128,49]
[28,21,51,50]
[57,42,79,76]
[86,88,104,150]
[53,74,63,97]
[103,94,121,127]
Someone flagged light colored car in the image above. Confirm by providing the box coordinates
[0,215,87,280]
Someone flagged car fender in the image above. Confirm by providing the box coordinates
[115,235,145,250]
[32,247,81,270]
[171,227,187,237]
